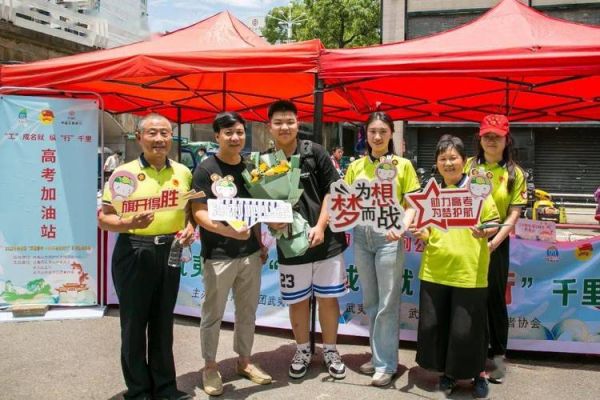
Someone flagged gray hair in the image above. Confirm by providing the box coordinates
[136,113,173,133]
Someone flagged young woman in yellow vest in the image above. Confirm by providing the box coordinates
[410,135,499,399]
[466,115,527,384]
[344,111,420,386]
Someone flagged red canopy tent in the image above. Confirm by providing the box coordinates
[0,11,356,123]
[319,0,600,123]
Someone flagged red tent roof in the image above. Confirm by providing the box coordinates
[1,12,355,122]
[320,0,600,122]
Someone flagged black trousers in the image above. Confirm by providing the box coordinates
[487,237,510,357]
[112,234,181,400]
[416,280,488,380]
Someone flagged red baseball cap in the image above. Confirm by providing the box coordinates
[479,114,509,137]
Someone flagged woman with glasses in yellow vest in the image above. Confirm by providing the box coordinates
[466,115,527,384]
[344,111,420,386]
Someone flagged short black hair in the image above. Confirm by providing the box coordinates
[268,100,297,120]
[331,146,343,153]
[212,112,245,133]
[198,146,206,152]
[435,134,466,161]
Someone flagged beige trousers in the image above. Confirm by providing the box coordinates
[200,250,262,361]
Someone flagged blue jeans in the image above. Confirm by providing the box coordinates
[354,226,404,374]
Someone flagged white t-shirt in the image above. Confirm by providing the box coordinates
[103,154,121,172]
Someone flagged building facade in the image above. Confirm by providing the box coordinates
[0,0,149,50]
[382,0,600,197]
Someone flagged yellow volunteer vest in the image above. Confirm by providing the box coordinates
[465,157,527,221]
[102,156,192,235]
[344,154,420,205]
[419,180,500,288]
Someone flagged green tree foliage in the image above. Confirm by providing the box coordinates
[262,0,380,49]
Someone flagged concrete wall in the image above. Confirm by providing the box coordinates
[382,0,407,43]
[383,1,600,41]
[0,20,94,63]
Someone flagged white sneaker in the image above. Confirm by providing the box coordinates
[323,350,346,379]
[289,348,312,379]
[371,371,393,387]
[359,360,375,375]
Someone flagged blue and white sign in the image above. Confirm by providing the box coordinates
[0,95,98,306]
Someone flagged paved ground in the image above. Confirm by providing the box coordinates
[2,207,598,399]
[1,307,599,400]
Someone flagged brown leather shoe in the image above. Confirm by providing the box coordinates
[237,363,272,385]
[202,368,223,396]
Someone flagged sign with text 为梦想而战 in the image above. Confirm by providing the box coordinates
[328,156,407,234]
[207,198,293,231]
[515,218,556,242]
[328,179,406,234]
[0,95,98,306]
[405,178,485,230]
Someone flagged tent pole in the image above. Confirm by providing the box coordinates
[223,72,227,111]
[505,79,510,116]
[314,75,324,145]
[177,107,182,162]
[309,74,325,355]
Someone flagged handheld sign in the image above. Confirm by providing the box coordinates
[111,189,205,216]
[206,173,293,232]
[327,157,406,234]
[208,198,293,230]
[107,170,205,216]
[405,177,486,231]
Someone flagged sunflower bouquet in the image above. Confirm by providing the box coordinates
[242,150,310,258]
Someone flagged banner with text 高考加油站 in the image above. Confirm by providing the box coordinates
[105,231,600,354]
[0,95,98,306]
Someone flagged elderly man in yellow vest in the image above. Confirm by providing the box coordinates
[98,113,195,400]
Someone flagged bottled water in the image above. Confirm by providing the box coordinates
[168,237,192,268]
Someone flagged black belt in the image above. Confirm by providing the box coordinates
[123,233,176,245]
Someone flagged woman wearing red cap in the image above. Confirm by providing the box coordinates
[465,114,527,384]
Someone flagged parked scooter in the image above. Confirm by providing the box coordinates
[522,168,560,223]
